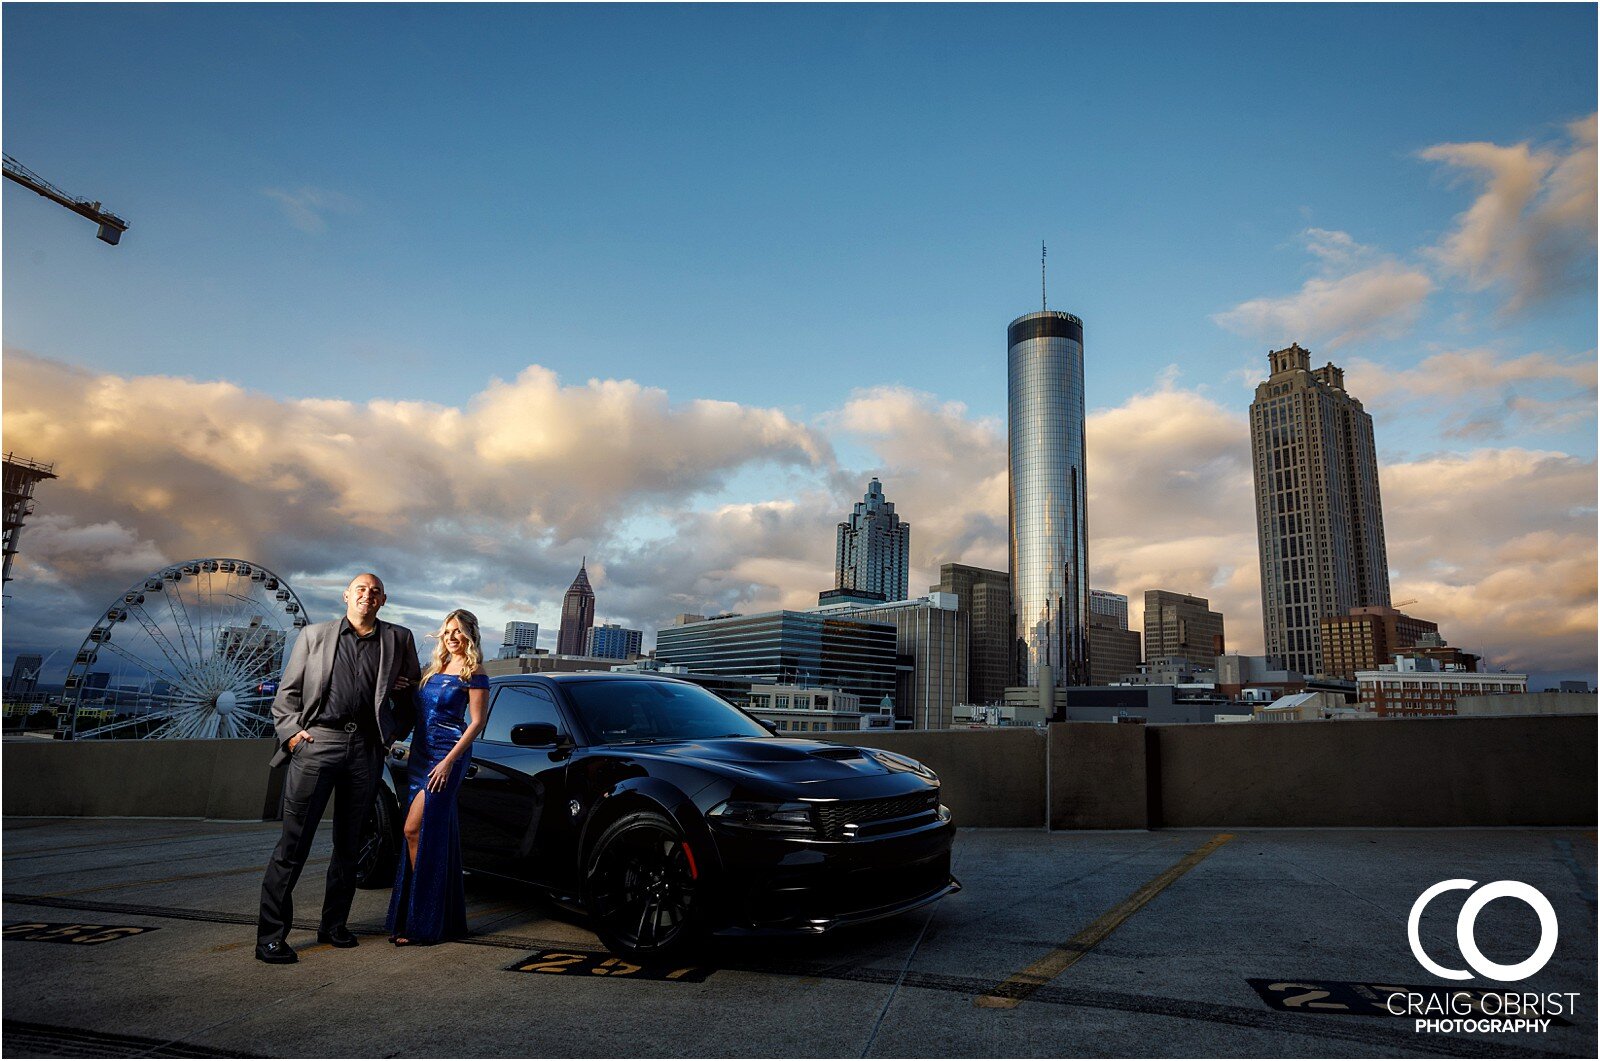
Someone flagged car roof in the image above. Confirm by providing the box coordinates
[490,671,692,684]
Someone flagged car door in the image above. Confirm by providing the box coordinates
[456,682,576,886]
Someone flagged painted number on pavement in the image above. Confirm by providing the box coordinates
[508,949,712,982]
[3,922,157,946]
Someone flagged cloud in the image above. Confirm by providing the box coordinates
[1380,448,1597,674]
[2,352,1591,685]
[260,185,358,233]
[1213,229,1433,348]
[1,350,832,661]
[1421,114,1598,311]
[1345,347,1596,441]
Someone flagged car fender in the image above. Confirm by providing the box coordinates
[579,775,724,879]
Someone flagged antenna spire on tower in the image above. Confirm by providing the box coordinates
[1041,240,1048,312]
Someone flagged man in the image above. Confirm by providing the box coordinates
[255,572,419,964]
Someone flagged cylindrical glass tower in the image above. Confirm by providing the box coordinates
[1007,310,1090,688]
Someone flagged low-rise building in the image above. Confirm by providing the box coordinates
[745,683,891,734]
[1356,656,1527,717]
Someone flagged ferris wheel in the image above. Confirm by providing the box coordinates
[59,559,311,740]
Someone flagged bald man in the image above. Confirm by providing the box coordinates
[255,572,420,964]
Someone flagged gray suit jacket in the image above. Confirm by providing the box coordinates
[268,617,421,766]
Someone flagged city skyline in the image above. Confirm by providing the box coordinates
[1,5,1594,688]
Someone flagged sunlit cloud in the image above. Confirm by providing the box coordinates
[1213,226,1433,348]
[1345,347,1597,442]
[1421,113,1598,312]
[2,352,1592,683]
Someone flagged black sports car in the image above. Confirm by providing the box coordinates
[358,672,958,958]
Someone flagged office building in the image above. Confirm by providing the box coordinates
[834,478,911,604]
[216,622,287,685]
[1319,605,1442,680]
[932,563,1012,706]
[1356,659,1526,717]
[500,621,539,659]
[1089,589,1129,630]
[814,592,967,729]
[584,623,643,661]
[1088,623,1142,687]
[1250,343,1390,676]
[555,559,596,656]
[7,653,43,694]
[1008,308,1090,687]
[654,610,898,706]
[1143,590,1225,670]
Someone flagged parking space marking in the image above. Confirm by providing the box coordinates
[974,832,1234,1009]
[508,948,714,982]
[4,921,158,946]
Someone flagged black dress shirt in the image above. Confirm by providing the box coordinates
[322,617,381,732]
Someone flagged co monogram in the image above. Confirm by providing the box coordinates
[1408,880,1559,982]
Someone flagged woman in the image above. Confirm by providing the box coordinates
[386,608,489,945]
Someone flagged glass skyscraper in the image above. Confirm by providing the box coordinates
[834,477,910,603]
[1008,309,1090,688]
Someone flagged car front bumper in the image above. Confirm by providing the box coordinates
[708,816,959,935]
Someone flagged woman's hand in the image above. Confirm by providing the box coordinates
[427,758,454,793]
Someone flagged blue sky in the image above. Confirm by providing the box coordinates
[3,3,1596,687]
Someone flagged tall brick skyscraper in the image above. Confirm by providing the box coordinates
[1249,343,1390,676]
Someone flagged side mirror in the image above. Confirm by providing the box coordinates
[758,718,779,734]
[510,722,563,747]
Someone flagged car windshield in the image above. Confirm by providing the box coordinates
[563,680,770,745]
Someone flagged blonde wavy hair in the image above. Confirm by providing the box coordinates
[422,608,484,683]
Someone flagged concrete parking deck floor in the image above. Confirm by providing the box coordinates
[2,818,1594,1058]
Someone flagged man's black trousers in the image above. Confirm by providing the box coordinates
[257,725,384,944]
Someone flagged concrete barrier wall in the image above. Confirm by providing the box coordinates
[1048,723,1147,830]
[3,716,1593,829]
[3,738,280,820]
[1153,716,1597,828]
[828,729,1046,828]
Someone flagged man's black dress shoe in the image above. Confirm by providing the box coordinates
[255,939,298,964]
[317,926,359,948]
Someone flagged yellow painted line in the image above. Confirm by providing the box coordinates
[44,857,330,898]
[974,833,1234,1010]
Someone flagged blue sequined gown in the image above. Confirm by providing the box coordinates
[386,671,486,943]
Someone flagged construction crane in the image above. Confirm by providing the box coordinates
[1393,598,1418,609]
[2,154,128,245]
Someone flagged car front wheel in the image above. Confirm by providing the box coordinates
[582,809,704,959]
[355,785,400,889]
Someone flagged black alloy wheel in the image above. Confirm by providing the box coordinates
[354,787,401,889]
[582,810,703,959]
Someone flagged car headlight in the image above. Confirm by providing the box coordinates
[708,799,816,834]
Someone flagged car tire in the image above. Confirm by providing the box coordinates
[581,809,705,960]
[355,785,401,889]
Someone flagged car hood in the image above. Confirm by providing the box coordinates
[615,737,918,783]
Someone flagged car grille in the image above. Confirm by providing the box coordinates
[813,791,939,840]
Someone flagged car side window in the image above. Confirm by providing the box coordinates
[483,685,565,744]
